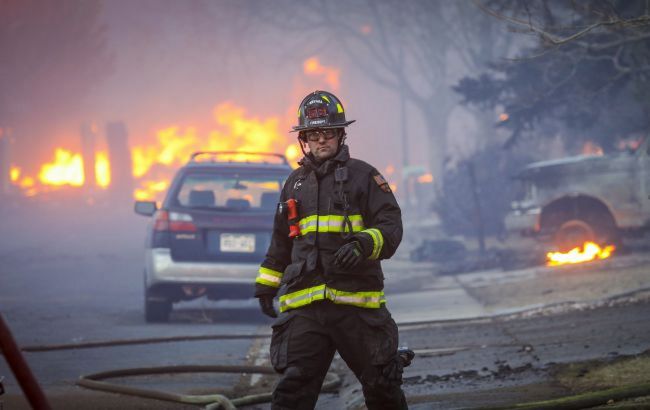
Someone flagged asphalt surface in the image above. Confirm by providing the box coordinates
[1,201,650,409]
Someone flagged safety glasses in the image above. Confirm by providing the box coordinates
[304,129,339,142]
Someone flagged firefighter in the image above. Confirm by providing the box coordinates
[255,90,409,410]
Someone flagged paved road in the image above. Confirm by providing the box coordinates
[1,202,649,409]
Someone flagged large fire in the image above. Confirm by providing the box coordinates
[8,56,341,202]
[546,241,615,266]
[38,149,84,187]
[95,152,111,188]
[10,149,111,195]
[7,102,299,201]
[131,102,297,201]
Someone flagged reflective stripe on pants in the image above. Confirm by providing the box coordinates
[279,284,385,312]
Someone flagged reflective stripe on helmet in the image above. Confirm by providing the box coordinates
[279,284,385,312]
[255,266,283,288]
[298,214,364,235]
[361,228,384,260]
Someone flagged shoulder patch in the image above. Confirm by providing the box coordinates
[373,173,392,193]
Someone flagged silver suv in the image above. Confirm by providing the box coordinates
[134,152,291,322]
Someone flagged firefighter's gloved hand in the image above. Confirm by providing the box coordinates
[381,354,405,384]
[258,295,277,318]
[398,347,415,367]
[381,348,415,385]
[334,241,364,271]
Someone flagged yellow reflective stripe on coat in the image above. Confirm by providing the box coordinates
[255,266,283,288]
[297,214,364,235]
[362,228,384,260]
[279,285,385,312]
[278,284,327,311]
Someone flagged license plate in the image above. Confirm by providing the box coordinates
[220,233,255,253]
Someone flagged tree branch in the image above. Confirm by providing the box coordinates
[475,0,650,47]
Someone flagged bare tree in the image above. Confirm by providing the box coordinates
[254,1,514,194]
[456,0,650,149]
[253,1,460,187]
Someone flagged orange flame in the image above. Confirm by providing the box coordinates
[581,141,604,156]
[95,151,111,188]
[38,149,84,186]
[10,166,20,182]
[417,173,434,183]
[131,102,295,201]
[546,242,615,266]
[134,180,169,201]
[303,57,340,90]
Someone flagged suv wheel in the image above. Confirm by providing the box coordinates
[553,212,619,253]
[554,219,595,252]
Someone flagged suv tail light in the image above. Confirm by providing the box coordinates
[151,210,197,248]
[153,210,197,232]
[169,212,197,232]
[153,210,170,231]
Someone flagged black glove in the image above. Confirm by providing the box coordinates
[334,241,364,271]
[258,295,277,318]
[381,348,415,384]
[398,347,415,367]
[381,354,405,384]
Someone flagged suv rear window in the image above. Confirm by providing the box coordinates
[175,172,284,212]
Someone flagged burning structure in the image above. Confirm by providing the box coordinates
[1,53,345,206]
[3,106,296,205]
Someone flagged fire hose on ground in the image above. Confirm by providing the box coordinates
[17,330,343,409]
[20,330,650,410]
[473,382,650,410]
[6,296,650,409]
[76,364,341,410]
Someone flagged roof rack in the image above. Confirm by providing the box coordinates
[189,151,289,165]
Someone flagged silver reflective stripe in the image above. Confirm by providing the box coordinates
[281,285,385,311]
[279,285,326,311]
[332,294,381,305]
[298,214,365,235]
[258,272,280,284]
[299,216,319,233]
[362,228,384,260]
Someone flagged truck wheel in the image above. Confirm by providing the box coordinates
[554,219,596,252]
[144,288,172,323]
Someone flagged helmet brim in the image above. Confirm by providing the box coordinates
[290,120,356,133]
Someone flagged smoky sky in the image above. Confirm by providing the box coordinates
[2,0,522,191]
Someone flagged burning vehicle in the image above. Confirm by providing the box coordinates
[506,136,650,253]
[134,151,291,322]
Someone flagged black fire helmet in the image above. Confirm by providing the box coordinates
[292,90,355,133]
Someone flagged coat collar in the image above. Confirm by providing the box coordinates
[299,144,350,178]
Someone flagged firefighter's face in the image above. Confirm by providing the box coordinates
[305,129,341,161]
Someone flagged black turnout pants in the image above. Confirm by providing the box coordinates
[269,301,407,410]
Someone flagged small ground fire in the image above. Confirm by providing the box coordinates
[546,241,616,266]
